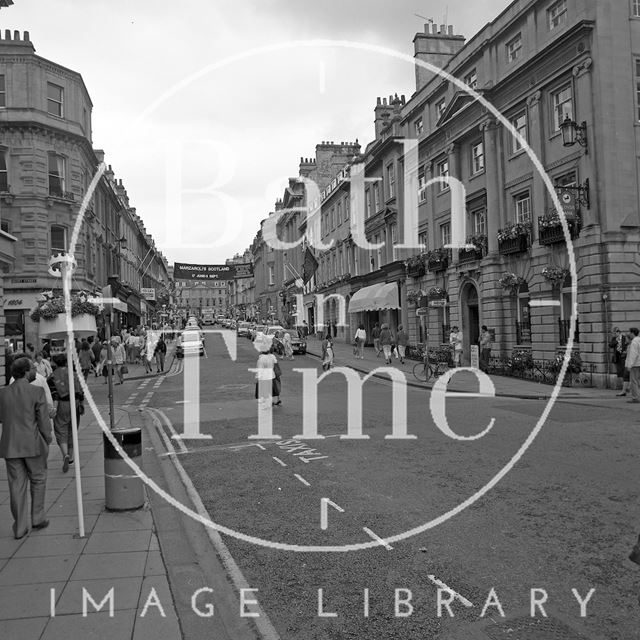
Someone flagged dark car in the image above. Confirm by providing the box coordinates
[290,331,307,355]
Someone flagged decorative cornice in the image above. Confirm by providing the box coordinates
[572,57,592,78]
[504,172,534,190]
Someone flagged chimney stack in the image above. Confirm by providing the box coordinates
[413,23,465,92]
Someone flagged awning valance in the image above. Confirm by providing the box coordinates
[348,282,399,313]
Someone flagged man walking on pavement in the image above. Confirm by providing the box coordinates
[372,322,382,357]
[0,357,52,539]
[625,327,640,403]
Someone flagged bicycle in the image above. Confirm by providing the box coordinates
[412,353,450,383]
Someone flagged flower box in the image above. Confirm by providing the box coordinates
[538,217,580,246]
[407,264,425,278]
[39,313,97,339]
[498,235,529,255]
[458,247,484,264]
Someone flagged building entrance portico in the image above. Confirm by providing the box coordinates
[460,282,480,365]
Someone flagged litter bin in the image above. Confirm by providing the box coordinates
[104,427,145,511]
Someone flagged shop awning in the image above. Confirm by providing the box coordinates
[348,282,399,313]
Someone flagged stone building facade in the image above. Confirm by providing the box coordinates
[0,31,170,353]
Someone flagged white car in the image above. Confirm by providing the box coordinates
[176,330,204,358]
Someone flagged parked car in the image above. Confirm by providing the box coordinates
[176,330,204,358]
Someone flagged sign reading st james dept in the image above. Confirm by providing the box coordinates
[174,262,253,281]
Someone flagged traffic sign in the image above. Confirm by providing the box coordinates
[429,299,447,307]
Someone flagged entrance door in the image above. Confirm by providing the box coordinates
[461,283,480,365]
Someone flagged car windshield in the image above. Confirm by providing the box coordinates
[182,332,200,342]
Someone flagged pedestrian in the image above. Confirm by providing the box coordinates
[609,327,630,396]
[379,323,395,364]
[624,327,640,404]
[9,352,56,422]
[154,336,167,373]
[112,338,127,384]
[354,323,366,359]
[396,324,409,364]
[302,320,309,338]
[321,334,334,371]
[331,320,337,338]
[48,354,84,473]
[479,325,492,372]
[283,331,294,360]
[0,357,52,538]
[372,322,382,357]
[89,337,101,376]
[450,326,463,367]
[25,342,36,360]
[254,334,281,409]
[98,342,109,384]
[141,334,154,374]
[77,340,95,380]
[34,350,53,380]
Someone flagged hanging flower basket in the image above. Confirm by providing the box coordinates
[498,272,526,295]
[406,290,422,305]
[428,287,448,300]
[541,266,569,286]
[30,291,100,339]
[405,254,426,278]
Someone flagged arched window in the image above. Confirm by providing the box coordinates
[516,282,531,344]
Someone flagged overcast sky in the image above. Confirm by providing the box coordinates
[4,0,511,266]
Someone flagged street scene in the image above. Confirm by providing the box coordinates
[1,0,640,639]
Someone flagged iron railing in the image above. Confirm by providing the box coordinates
[559,318,580,345]
[486,355,594,387]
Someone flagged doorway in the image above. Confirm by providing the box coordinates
[460,283,480,365]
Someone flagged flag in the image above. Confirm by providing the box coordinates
[302,247,319,284]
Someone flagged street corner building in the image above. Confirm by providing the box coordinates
[0,30,172,358]
[248,0,640,389]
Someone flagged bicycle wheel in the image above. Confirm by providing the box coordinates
[413,362,429,382]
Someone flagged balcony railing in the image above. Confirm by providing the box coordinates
[49,188,75,201]
[559,318,580,345]
[515,320,532,344]
[458,246,484,265]
[538,218,580,246]
[498,235,529,255]
[427,251,449,272]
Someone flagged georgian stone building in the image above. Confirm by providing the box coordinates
[0,30,170,352]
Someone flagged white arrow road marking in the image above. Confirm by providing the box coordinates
[427,575,473,608]
[320,498,344,530]
[272,456,287,467]
[228,443,266,451]
[363,527,393,550]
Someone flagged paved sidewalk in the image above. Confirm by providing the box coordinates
[0,407,181,640]
[304,336,614,401]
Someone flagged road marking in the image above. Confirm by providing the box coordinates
[147,407,189,454]
[272,456,287,467]
[320,497,344,530]
[228,443,266,451]
[363,527,393,550]
[294,473,310,487]
[427,575,473,608]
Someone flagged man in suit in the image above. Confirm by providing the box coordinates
[0,357,52,539]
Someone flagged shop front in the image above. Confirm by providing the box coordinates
[348,281,400,344]
[3,292,41,351]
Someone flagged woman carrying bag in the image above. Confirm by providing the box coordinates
[354,324,366,360]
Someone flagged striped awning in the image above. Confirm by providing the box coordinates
[348,282,399,313]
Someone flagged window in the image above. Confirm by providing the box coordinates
[0,75,5,108]
[418,230,428,249]
[464,69,478,90]
[365,188,372,218]
[418,167,427,202]
[47,82,64,117]
[375,234,382,269]
[0,150,7,192]
[634,0,640,17]
[440,222,451,247]
[268,265,274,286]
[506,33,522,63]
[331,206,336,229]
[511,111,528,153]
[548,0,567,30]
[517,288,532,344]
[48,154,66,196]
[373,182,380,212]
[470,209,486,235]
[471,141,485,174]
[636,59,640,121]
[50,225,67,255]
[1,219,9,234]
[336,201,342,225]
[414,117,424,136]
[514,192,531,223]
[436,99,446,120]
[436,159,449,192]
[551,84,573,131]
[386,163,395,198]
[555,170,577,188]
[344,196,349,219]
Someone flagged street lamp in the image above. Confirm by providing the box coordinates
[560,116,588,151]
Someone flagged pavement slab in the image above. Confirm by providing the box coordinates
[0,555,77,586]
[0,581,65,619]
[83,530,152,554]
[54,576,144,615]
[70,550,148,581]
[13,534,88,558]
[0,616,49,640]
[40,610,137,640]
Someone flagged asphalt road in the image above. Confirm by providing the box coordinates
[145,330,640,640]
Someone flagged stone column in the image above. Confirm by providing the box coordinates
[481,119,501,255]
